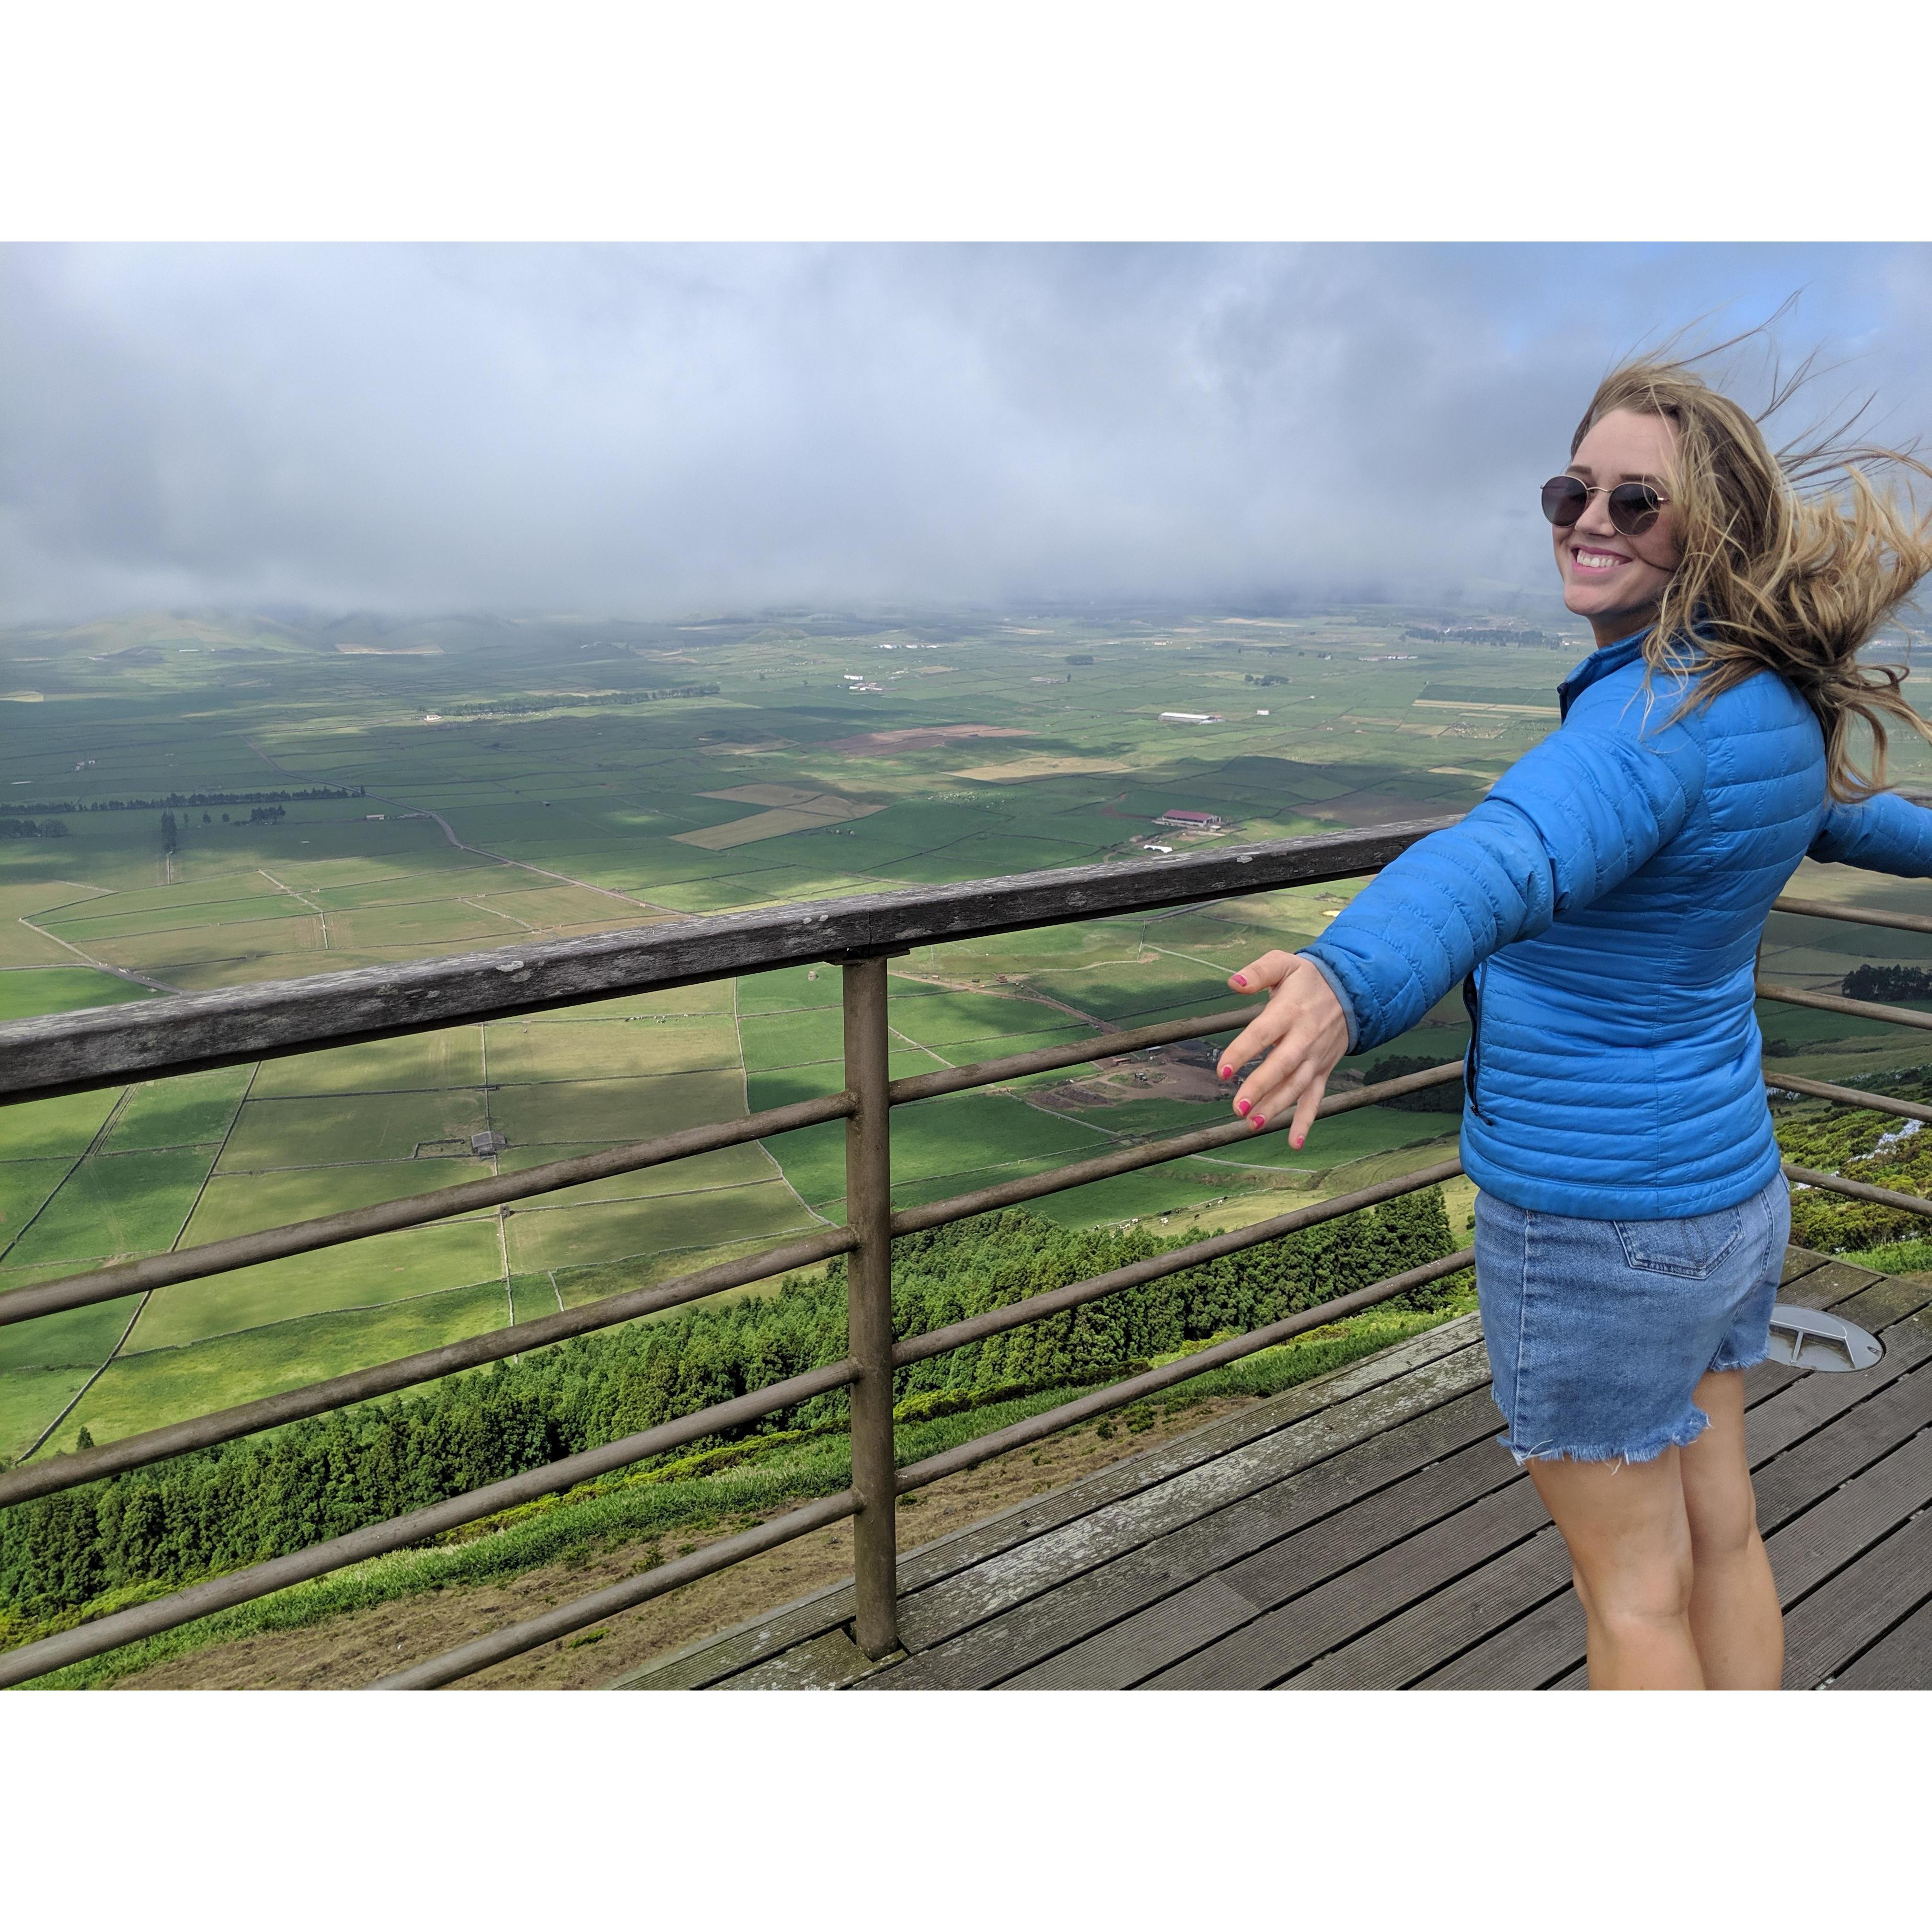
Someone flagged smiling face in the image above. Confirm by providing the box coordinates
[1554,407,1682,646]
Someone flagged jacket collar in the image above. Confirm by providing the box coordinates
[1557,627,1650,720]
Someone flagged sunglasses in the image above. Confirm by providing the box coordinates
[1540,475,1668,538]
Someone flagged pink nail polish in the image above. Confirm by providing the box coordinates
[1291,1134,1304,1150]
[1234,1097,1251,1116]
[1218,1065,1233,1081]
[1232,975,1247,988]
[1251,1114,1266,1129]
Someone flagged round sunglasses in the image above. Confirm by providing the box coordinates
[1541,475,1668,537]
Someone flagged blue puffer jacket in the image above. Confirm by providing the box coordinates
[1299,631,1932,1219]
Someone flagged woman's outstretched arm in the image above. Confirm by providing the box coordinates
[1808,791,1932,875]
[1216,707,1708,1143]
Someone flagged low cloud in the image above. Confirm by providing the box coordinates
[4,242,1928,625]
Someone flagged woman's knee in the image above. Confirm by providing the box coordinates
[1575,1543,1695,1632]
[1685,1488,1759,1565]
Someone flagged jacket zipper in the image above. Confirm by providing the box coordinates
[1461,968,1487,1123]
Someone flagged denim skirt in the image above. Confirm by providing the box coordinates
[1473,1172,1789,1465]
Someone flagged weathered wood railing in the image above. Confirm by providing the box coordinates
[1,816,1927,1690]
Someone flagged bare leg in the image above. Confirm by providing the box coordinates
[1529,1448,1703,1689]
[1678,1368,1782,1689]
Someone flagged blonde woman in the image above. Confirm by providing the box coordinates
[1219,357,1932,1688]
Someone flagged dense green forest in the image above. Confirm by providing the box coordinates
[0,1192,1456,1626]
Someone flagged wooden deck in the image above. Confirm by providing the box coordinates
[612,1246,1932,1690]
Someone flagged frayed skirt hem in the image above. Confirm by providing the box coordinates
[1497,1410,1711,1470]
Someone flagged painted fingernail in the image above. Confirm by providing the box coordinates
[1234,1097,1251,1116]
[1218,1064,1233,1081]
[1291,1134,1304,1150]
[1251,1114,1267,1130]
[1231,974,1247,988]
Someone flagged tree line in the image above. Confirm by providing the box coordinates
[0,1192,1457,1624]
[0,818,69,840]
[1,786,365,817]
[1841,964,1932,1002]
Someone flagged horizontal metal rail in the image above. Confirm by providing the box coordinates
[890,1061,1464,1235]
[1763,1070,1932,1126]
[0,1093,856,1330]
[367,1491,862,1691]
[0,1356,861,1690]
[1756,979,1932,1033]
[1772,894,1932,937]
[369,1237,1476,1690]
[886,1001,1264,1105]
[0,1227,858,1508]
[894,1159,1465,1368]
[0,820,1454,1102]
[1783,1162,1932,1220]
[895,1247,1476,1495]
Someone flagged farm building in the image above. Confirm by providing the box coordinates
[1155,809,1226,830]
[1158,711,1222,724]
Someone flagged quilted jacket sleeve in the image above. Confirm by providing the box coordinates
[1807,791,1932,875]
[1297,707,1707,1055]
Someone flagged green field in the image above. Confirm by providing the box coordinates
[4,600,1929,1463]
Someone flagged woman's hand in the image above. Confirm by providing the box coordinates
[1218,952,1350,1150]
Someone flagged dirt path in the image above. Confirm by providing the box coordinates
[111,1389,1266,1690]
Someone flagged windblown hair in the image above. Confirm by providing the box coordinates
[1572,357,1932,800]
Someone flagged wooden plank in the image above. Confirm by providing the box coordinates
[1284,1526,1572,1690]
[886,1346,1495,1662]
[1143,1477,1549,1690]
[1415,1587,1584,1692]
[1779,1247,1841,1290]
[878,1390,1507,1691]
[1781,1511,1932,1688]
[0,821,1452,1100]
[1001,1435,1523,1691]
[1828,1596,1932,1689]
[615,1319,1486,1689]
[1764,1425,1932,1606]
[886,1323,1487,1609]
[717,1628,877,1690]
[1753,1362,1932,1530]
[998,1578,1261,1691]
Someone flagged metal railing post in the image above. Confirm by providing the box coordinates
[841,952,900,1658]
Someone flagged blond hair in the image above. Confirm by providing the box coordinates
[1573,357,1932,800]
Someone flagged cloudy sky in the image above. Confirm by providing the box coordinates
[5,242,1932,626]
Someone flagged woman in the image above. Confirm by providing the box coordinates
[1217,356,1932,1689]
